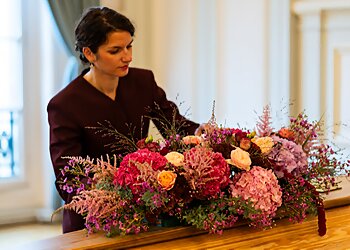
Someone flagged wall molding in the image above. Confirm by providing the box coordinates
[293,0,350,15]
[332,46,350,144]
[291,0,350,155]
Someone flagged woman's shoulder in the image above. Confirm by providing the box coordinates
[125,67,155,80]
[128,67,153,74]
[48,74,86,107]
[121,67,158,92]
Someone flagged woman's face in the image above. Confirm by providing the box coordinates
[93,31,133,78]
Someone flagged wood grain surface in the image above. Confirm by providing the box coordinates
[21,176,350,250]
[128,206,350,250]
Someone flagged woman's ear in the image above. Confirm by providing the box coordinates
[82,47,96,64]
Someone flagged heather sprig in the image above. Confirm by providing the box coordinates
[162,133,188,153]
[307,143,350,191]
[206,127,251,159]
[181,199,238,234]
[59,156,95,194]
[277,171,327,235]
[181,195,271,234]
[288,111,349,190]
[141,185,171,211]
[278,176,317,223]
[289,111,322,154]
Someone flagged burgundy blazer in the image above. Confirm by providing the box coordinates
[47,67,199,233]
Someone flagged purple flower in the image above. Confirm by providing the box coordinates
[268,135,308,178]
[66,186,74,193]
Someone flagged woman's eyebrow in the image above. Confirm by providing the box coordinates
[109,39,134,49]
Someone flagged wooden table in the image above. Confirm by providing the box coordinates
[23,176,350,250]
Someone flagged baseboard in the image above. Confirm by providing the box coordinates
[0,207,37,225]
[0,207,62,225]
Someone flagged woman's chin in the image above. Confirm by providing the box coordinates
[117,68,129,77]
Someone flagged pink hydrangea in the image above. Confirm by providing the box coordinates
[113,149,168,195]
[230,166,282,216]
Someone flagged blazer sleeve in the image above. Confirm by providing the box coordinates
[47,99,83,203]
[148,72,199,136]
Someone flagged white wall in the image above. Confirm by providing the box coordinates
[292,0,350,152]
[102,0,291,128]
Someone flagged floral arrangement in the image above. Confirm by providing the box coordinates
[56,105,350,237]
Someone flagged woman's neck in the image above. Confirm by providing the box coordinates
[83,68,119,100]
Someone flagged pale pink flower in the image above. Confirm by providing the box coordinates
[183,135,202,145]
[165,151,184,167]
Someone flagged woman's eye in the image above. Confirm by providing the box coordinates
[109,50,120,54]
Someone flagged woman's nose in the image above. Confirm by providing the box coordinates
[122,49,132,62]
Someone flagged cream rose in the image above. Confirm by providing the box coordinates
[226,147,251,171]
[165,151,184,167]
[157,171,177,190]
[251,136,274,154]
[182,135,202,145]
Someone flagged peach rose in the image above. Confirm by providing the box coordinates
[165,151,184,167]
[182,135,202,145]
[226,147,251,171]
[251,136,274,154]
[157,171,177,190]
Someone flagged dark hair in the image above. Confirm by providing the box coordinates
[75,6,135,63]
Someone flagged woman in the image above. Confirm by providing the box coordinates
[47,6,200,233]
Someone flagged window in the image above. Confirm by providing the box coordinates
[0,0,22,178]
